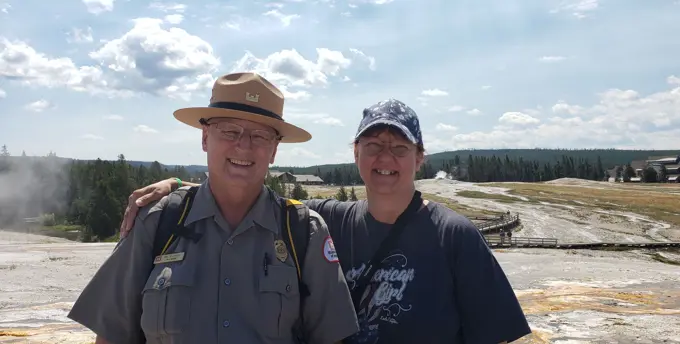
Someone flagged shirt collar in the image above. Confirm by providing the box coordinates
[184,179,279,233]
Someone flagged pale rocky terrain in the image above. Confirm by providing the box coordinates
[1,178,679,343]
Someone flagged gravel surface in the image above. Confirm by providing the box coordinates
[2,178,679,343]
[1,230,679,343]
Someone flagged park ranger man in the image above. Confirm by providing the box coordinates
[67,72,360,344]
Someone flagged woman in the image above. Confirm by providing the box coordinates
[119,99,531,344]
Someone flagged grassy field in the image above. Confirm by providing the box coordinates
[484,182,680,226]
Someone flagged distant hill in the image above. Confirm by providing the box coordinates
[5,148,679,177]
[272,148,680,175]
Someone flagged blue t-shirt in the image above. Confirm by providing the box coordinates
[303,198,531,344]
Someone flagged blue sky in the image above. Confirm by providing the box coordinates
[0,0,679,167]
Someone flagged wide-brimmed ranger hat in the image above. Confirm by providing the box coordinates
[174,72,312,143]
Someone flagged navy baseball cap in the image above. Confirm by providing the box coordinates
[354,98,423,146]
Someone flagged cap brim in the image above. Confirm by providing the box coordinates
[174,107,312,143]
[355,119,418,144]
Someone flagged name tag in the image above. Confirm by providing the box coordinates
[153,252,185,265]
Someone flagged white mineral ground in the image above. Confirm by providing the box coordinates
[1,178,679,343]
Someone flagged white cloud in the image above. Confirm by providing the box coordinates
[428,76,680,151]
[286,111,345,126]
[229,47,373,100]
[1,18,219,100]
[435,123,458,131]
[24,100,54,112]
[550,0,599,19]
[448,105,464,112]
[349,48,376,71]
[82,0,115,15]
[149,2,186,12]
[466,108,482,115]
[0,88,5,98]
[539,55,566,63]
[276,147,321,165]
[263,9,300,27]
[0,2,10,14]
[552,101,584,115]
[164,14,184,24]
[81,134,104,140]
[88,18,220,99]
[499,112,541,125]
[103,114,124,120]
[133,125,158,133]
[67,27,94,44]
[364,0,395,4]
[421,88,448,97]
[0,38,111,95]
[481,85,492,90]
[668,75,680,85]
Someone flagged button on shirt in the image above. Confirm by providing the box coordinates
[67,180,359,344]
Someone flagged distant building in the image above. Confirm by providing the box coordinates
[294,174,324,185]
[268,170,297,183]
[620,155,680,183]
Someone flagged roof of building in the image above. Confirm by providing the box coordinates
[630,160,647,170]
[647,155,679,160]
[294,174,324,182]
[269,170,294,177]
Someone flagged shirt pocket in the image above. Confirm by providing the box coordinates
[141,265,194,337]
[258,264,301,339]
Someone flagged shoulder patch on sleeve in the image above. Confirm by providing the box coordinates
[322,236,339,263]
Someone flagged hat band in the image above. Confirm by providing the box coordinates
[208,102,284,121]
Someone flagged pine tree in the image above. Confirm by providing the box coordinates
[349,186,358,201]
[290,182,308,200]
[335,186,348,201]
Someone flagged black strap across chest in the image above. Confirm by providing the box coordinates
[350,190,423,311]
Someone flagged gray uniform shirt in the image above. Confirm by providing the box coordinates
[68,181,359,344]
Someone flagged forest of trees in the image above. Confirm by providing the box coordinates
[0,144,675,242]
[275,153,609,185]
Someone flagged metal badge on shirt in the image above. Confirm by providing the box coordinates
[274,239,288,262]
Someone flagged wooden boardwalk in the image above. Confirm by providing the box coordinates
[484,236,680,249]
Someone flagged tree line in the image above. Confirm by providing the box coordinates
[0,143,670,242]
[279,154,610,184]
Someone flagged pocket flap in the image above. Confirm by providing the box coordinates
[259,264,299,297]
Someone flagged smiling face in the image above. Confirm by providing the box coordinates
[202,117,280,189]
[354,125,425,196]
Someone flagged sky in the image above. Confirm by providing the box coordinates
[0,0,679,167]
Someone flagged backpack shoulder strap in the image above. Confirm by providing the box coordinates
[152,186,199,261]
[279,197,311,296]
[278,197,311,343]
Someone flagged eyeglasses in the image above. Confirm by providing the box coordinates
[205,121,281,147]
[359,140,412,157]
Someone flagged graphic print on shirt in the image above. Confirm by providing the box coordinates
[344,252,415,343]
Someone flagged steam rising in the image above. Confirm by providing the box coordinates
[0,154,70,228]
[435,170,450,179]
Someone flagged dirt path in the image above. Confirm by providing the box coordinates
[1,230,679,343]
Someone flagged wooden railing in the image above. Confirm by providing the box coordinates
[484,236,558,247]
[478,214,520,232]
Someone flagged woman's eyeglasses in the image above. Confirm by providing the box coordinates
[360,141,412,157]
